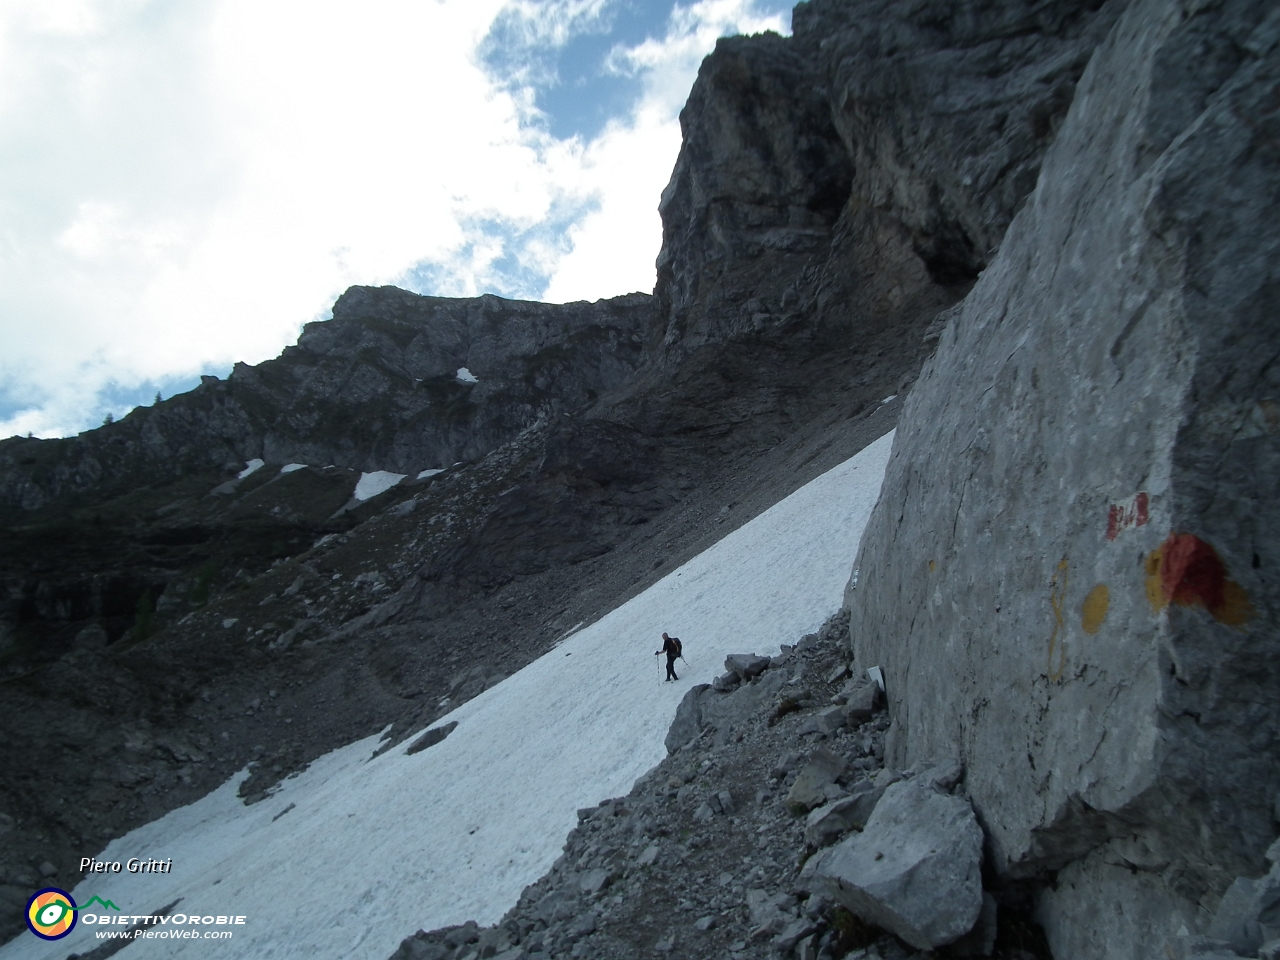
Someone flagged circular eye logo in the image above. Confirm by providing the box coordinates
[26,888,78,940]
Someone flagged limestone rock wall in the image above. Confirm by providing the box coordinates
[652,0,1124,361]
[845,0,1280,955]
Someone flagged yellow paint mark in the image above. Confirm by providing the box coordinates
[1145,546,1168,613]
[928,559,936,572]
[1217,580,1254,627]
[1048,557,1068,681]
[1081,584,1110,634]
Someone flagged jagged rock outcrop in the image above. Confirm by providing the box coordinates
[0,289,651,514]
[652,0,1124,360]
[846,0,1280,956]
[654,30,853,351]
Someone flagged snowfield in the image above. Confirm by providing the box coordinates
[3,431,894,959]
[353,471,408,501]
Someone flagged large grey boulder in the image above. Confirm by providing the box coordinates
[841,680,879,723]
[786,748,848,813]
[724,654,771,681]
[664,684,711,754]
[815,779,984,950]
[804,781,886,848]
[798,705,847,737]
[846,0,1280,956]
[703,668,789,737]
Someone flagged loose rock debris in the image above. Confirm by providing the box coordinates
[389,612,1047,960]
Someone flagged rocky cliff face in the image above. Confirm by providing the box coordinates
[847,0,1280,956]
[653,30,853,351]
[653,0,1122,360]
[0,288,651,514]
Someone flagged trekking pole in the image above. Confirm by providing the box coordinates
[656,652,662,682]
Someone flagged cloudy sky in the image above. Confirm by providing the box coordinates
[0,0,792,439]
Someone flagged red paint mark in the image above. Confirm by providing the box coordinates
[1106,492,1150,540]
[1161,534,1227,611]
[1149,533,1254,626]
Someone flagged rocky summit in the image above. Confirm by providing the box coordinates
[2,0,1277,957]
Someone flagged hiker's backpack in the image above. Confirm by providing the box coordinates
[673,637,682,657]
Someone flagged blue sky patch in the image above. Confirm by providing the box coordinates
[482,1,678,141]
[481,1,795,140]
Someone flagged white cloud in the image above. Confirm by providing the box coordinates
[0,0,788,439]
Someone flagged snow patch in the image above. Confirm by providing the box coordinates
[417,468,444,480]
[353,471,407,501]
[280,463,307,474]
[0,432,894,960]
[455,366,478,383]
[237,459,264,479]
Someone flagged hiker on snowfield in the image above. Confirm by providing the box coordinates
[657,632,682,681]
